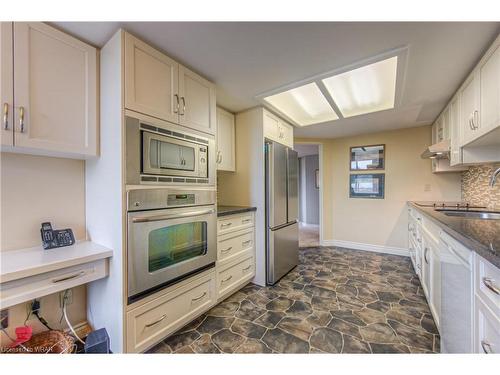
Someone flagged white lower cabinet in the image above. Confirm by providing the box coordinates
[474,296,500,354]
[217,254,254,300]
[126,270,216,353]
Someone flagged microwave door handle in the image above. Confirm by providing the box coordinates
[132,208,215,223]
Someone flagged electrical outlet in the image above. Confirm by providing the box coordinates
[0,309,8,329]
[59,289,73,308]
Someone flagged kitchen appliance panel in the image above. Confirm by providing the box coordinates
[287,148,299,222]
[266,222,299,285]
[266,141,288,228]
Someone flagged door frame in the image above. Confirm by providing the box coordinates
[294,141,324,246]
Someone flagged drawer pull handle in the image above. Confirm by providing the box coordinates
[424,247,429,264]
[221,246,233,254]
[242,219,252,224]
[242,240,252,246]
[221,275,233,283]
[242,265,252,271]
[483,277,500,295]
[3,103,8,130]
[191,292,207,302]
[221,223,232,228]
[481,340,493,354]
[145,314,167,328]
[52,271,85,283]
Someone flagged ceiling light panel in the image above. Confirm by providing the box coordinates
[322,56,398,118]
[263,82,338,126]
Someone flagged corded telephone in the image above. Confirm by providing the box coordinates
[40,222,75,250]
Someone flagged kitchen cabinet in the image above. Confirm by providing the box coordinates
[124,32,216,136]
[1,22,13,147]
[215,211,256,301]
[460,72,480,146]
[263,108,294,148]
[216,107,236,171]
[478,43,500,139]
[449,95,462,166]
[0,22,98,158]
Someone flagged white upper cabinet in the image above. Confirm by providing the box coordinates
[178,65,216,135]
[124,33,179,125]
[1,22,13,147]
[449,95,462,166]
[460,72,481,146]
[1,22,98,158]
[216,107,235,172]
[478,43,500,138]
[263,109,294,148]
[124,32,216,136]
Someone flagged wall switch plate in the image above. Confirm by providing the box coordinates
[1,309,8,329]
[59,289,73,308]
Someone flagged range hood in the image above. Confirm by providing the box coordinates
[421,139,451,159]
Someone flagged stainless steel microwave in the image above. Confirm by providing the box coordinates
[125,115,216,186]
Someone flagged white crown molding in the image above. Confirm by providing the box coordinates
[321,239,409,257]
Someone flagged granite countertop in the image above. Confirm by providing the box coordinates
[409,202,500,268]
[217,205,257,217]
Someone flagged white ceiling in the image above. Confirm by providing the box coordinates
[52,22,499,139]
[295,144,319,158]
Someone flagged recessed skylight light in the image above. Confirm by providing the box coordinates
[322,56,398,118]
[263,82,339,126]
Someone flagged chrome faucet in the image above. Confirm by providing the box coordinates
[490,166,500,187]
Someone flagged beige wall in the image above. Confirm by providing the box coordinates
[296,125,463,250]
[0,152,87,346]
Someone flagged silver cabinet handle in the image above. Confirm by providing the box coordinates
[469,116,474,130]
[481,340,493,354]
[132,208,215,223]
[220,222,232,228]
[180,97,186,116]
[221,275,233,283]
[221,246,233,254]
[483,277,500,295]
[191,292,207,302]
[3,103,8,130]
[424,247,429,264]
[473,110,479,129]
[174,94,179,114]
[242,240,252,246]
[19,106,25,133]
[216,150,221,164]
[242,219,252,224]
[145,314,167,328]
[52,271,85,283]
[242,264,252,271]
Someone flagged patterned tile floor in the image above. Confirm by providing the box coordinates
[148,247,440,354]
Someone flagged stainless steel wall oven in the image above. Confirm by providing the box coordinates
[127,188,217,303]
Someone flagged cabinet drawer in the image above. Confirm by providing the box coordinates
[475,254,500,313]
[217,213,254,235]
[474,296,500,354]
[217,254,254,300]
[217,228,254,264]
[126,271,215,353]
[0,259,108,309]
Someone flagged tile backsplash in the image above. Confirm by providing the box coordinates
[462,163,500,209]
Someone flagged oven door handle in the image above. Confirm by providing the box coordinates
[132,208,215,223]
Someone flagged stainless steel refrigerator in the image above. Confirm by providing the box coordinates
[265,141,299,285]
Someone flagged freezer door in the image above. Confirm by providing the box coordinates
[266,222,299,285]
[266,141,288,228]
[287,149,299,223]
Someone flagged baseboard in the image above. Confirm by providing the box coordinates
[321,239,409,257]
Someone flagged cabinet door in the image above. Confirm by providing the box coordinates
[280,120,294,148]
[479,44,500,138]
[216,107,235,171]
[421,239,431,300]
[178,65,216,135]
[449,96,462,166]
[474,296,500,354]
[124,32,179,125]
[263,110,279,142]
[13,22,97,156]
[430,245,441,329]
[0,22,13,146]
[460,72,480,146]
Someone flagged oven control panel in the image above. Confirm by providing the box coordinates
[167,194,195,206]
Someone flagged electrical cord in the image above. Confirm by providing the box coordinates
[62,289,84,344]
[33,310,53,330]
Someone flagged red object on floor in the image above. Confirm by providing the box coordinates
[9,326,33,348]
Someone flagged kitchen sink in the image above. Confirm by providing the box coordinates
[435,209,500,220]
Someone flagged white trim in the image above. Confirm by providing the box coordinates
[321,239,409,257]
